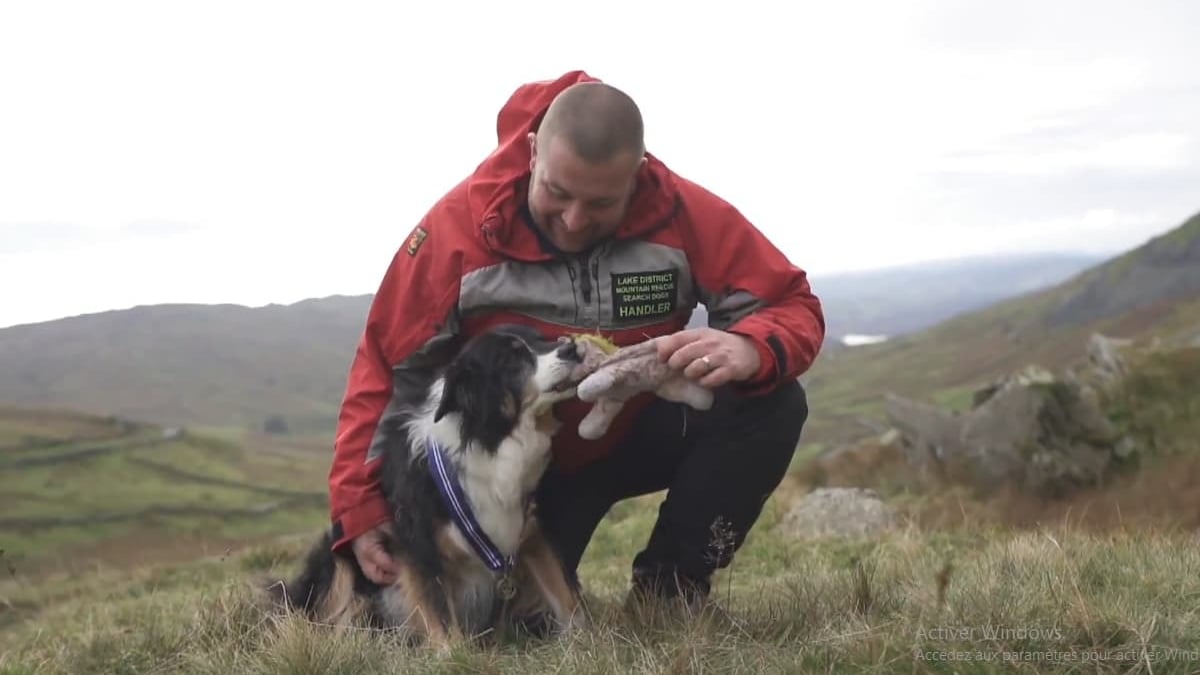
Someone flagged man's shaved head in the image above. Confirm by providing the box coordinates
[525,81,647,253]
[536,82,645,163]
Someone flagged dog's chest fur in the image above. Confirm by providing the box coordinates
[397,407,556,630]
[447,413,552,561]
[452,415,553,626]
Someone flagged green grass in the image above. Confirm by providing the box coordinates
[788,443,827,471]
[0,411,330,570]
[931,386,977,413]
[0,408,136,449]
[5,408,1200,673]
[4,507,1200,674]
[4,288,1200,672]
[1105,346,1200,456]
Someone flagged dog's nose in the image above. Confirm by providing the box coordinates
[556,339,581,362]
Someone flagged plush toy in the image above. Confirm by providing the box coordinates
[568,334,714,440]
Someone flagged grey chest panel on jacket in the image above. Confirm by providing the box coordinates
[458,240,698,330]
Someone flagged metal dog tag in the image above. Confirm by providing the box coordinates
[496,572,517,600]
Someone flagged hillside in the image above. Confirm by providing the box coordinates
[812,252,1103,341]
[803,210,1200,445]
[685,252,1101,342]
[0,253,1098,432]
[0,296,372,433]
[5,344,1200,672]
[0,406,330,580]
[6,340,1200,670]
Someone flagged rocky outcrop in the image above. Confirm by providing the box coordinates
[778,487,898,540]
[881,333,1139,497]
[1087,333,1133,383]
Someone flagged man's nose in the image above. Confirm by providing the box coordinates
[561,203,588,231]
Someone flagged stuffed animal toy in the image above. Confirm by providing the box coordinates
[568,334,714,440]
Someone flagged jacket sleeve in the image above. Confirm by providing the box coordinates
[677,179,826,394]
[327,217,463,551]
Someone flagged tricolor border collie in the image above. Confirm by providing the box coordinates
[271,325,589,646]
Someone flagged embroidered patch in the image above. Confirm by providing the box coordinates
[405,226,428,256]
[611,269,678,320]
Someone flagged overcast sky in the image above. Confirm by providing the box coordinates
[2,0,1198,329]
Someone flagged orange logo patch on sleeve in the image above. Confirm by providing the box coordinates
[405,226,428,256]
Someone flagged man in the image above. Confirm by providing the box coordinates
[329,70,825,611]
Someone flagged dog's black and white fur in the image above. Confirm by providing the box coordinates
[271,325,589,646]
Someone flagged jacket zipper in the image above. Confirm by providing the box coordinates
[590,257,601,319]
[565,261,581,323]
[577,253,593,304]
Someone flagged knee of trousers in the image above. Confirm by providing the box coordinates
[770,378,809,421]
[704,378,809,467]
[764,379,809,460]
[730,378,809,434]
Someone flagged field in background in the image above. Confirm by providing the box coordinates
[0,408,332,580]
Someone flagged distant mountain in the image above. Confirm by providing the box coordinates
[802,210,1200,444]
[0,241,1162,434]
[0,296,372,432]
[810,252,1105,343]
[687,252,1102,342]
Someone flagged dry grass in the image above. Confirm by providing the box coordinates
[3,503,1200,674]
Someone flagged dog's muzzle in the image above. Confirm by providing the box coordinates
[549,337,588,392]
[555,338,583,363]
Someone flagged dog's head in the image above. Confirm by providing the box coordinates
[433,325,584,450]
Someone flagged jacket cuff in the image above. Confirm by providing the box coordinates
[330,496,391,551]
[729,329,780,396]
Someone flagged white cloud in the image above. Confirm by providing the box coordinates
[997,208,1179,254]
[932,133,1195,176]
[1,0,1198,327]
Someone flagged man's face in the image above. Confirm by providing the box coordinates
[526,132,643,253]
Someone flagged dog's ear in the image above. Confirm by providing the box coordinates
[435,365,471,423]
[434,355,523,450]
[500,391,518,421]
[435,360,508,426]
[433,389,453,423]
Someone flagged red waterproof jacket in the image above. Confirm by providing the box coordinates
[327,70,825,551]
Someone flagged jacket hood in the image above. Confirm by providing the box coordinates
[467,70,680,261]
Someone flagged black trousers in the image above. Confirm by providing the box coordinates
[534,379,809,599]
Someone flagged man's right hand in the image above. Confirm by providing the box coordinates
[351,522,400,585]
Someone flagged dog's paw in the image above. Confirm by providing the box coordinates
[559,612,590,638]
[551,604,591,637]
[425,629,465,658]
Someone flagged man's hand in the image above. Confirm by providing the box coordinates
[655,328,761,389]
[351,522,400,585]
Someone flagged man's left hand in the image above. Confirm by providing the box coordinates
[655,328,761,389]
